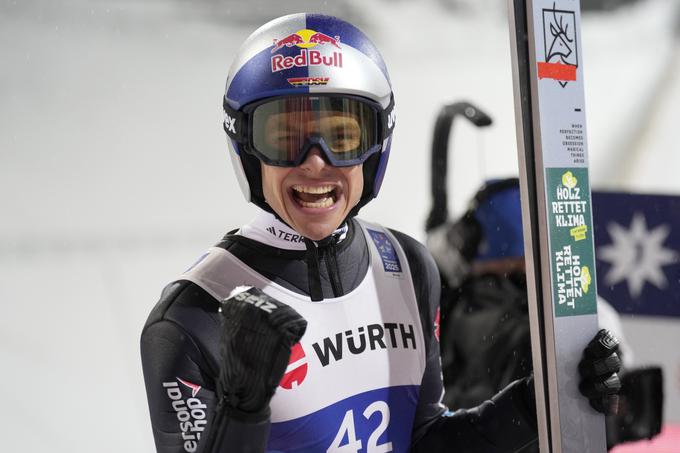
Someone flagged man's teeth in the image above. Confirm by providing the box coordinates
[292,185,334,194]
[292,185,336,208]
[299,197,334,208]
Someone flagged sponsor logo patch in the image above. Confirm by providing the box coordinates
[271,29,343,73]
[367,229,402,274]
[232,289,278,313]
[278,322,418,389]
[312,322,417,367]
[223,111,236,134]
[162,378,207,453]
[266,225,306,243]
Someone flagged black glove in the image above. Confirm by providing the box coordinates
[217,287,307,421]
[578,329,622,415]
[606,367,664,449]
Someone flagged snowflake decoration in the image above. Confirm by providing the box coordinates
[598,213,678,298]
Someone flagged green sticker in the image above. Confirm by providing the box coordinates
[546,168,597,317]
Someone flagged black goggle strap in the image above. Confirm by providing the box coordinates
[381,95,396,141]
[222,97,247,142]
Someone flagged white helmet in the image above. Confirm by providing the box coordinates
[222,13,396,217]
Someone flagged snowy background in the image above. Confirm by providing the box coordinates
[1,0,679,451]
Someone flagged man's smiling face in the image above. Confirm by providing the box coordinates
[261,147,363,241]
[259,107,367,240]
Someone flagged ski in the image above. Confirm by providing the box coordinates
[508,1,606,451]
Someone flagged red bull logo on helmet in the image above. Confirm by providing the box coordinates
[271,29,343,73]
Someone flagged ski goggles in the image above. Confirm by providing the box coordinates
[223,94,395,167]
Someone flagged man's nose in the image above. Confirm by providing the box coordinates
[299,146,331,172]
